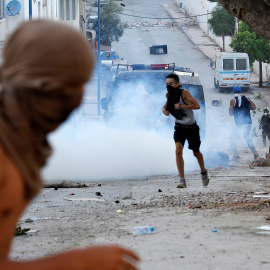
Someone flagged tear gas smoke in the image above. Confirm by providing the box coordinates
[43,72,262,182]
[42,81,203,182]
[201,92,262,167]
[42,120,205,182]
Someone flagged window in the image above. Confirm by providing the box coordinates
[236,59,247,70]
[66,0,70,20]
[0,0,6,19]
[72,0,76,20]
[60,0,64,19]
[223,59,234,71]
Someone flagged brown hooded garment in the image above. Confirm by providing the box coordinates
[0,20,94,200]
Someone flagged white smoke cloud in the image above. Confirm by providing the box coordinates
[42,116,200,182]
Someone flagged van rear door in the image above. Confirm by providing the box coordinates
[234,57,250,87]
[221,58,234,86]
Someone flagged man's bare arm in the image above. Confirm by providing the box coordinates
[0,245,140,270]
[174,90,200,110]
[247,97,256,110]
[229,99,235,116]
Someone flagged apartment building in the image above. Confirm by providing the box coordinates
[0,0,87,52]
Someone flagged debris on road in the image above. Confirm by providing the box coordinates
[15,226,30,236]
[44,180,90,188]
[64,198,105,202]
[211,99,222,106]
[122,195,132,200]
[253,195,270,198]
[249,158,270,168]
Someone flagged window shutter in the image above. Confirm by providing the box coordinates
[0,0,6,19]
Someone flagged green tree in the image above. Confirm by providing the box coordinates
[208,6,236,50]
[93,0,124,47]
[230,22,270,87]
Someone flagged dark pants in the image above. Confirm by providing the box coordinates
[262,129,270,147]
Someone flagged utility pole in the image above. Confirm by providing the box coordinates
[97,0,101,115]
[29,0,32,19]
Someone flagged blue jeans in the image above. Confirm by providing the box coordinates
[229,124,257,157]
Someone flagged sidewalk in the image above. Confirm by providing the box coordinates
[163,2,260,84]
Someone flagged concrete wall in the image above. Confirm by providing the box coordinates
[174,0,233,52]
[253,61,270,83]
[174,0,270,82]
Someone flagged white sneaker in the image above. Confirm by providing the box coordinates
[201,170,209,187]
[177,178,186,188]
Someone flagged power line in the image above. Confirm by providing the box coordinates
[116,11,212,20]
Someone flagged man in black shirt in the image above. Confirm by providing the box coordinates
[259,108,270,147]
[162,74,209,188]
[229,86,259,161]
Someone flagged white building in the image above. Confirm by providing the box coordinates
[0,0,87,54]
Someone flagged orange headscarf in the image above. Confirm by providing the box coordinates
[0,20,95,200]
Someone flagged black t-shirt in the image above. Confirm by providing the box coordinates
[233,96,252,125]
[261,115,270,132]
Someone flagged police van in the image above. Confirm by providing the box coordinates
[214,52,250,92]
[101,63,206,138]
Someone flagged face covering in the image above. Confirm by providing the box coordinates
[166,85,178,92]
[0,20,94,200]
[165,85,186,120]
[234,94,242,107]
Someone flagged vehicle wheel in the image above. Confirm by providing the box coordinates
[218,85,224,93]
[214,78,218,89]
[242,87,250,92]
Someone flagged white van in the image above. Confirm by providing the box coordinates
[214,52,250,92]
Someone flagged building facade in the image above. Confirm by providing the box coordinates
[0,0,87,57]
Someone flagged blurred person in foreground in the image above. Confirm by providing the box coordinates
[162,73,209,189]
[229,86,259,161]
[259,107,270,148]
[0,20,139,270]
